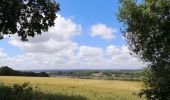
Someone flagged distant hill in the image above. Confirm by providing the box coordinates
[23,69,143,73]
[46,69,143,81]
[0,66,49,77]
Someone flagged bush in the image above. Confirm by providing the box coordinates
[0,82,87,100]
[0,83,42,100]
[138,67,170,100]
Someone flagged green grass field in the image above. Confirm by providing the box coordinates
[0,76,145,100]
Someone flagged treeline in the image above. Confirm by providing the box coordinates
[50,70,95,76]
[0,66,49,77]
[50,70,141,77]
[49,70,142,81]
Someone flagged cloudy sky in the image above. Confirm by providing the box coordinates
[0,0,146,70]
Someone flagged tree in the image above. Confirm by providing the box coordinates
[118,0,170,99]
[0,66,49,77]
[0,0,60,41]
[0,66,14,76]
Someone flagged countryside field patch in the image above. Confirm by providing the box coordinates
[0,76,145,100]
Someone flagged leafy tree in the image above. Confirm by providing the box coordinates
[0,66,14,76]
[0,66,49,77]
[118,0,170,99]
[0,0,60,41]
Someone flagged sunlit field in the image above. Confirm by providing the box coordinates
[0,76,145,100]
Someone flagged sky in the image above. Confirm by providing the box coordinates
[0,0,146,70]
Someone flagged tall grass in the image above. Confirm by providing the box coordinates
[0,76,145,100]
[0,82,86,100]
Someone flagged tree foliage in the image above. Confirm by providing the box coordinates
[0,0,60,41]
[0,66,49,77]
[118,0,170,99]
[0,83,42,100]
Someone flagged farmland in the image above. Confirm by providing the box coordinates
[0,76,145,100]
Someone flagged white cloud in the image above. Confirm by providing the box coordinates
[91,23,117,40]
[105,45,145,69]
[0,45,146,70]
[78,46,103,60]
[0,14,146,70]
[9,14,81,53]
[0,48,12,67]
[0,48,7,58]
[10,39,78,54]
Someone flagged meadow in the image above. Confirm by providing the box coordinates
[0,76,145,100]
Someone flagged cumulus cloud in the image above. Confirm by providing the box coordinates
[10,39,78,54]
[90,23,117,40]
[0,48,12,66]
[0,45,146,70]
[0,48,7,58]
[78,46,103,61]
[105,45,145,69]
[0,14,146,70]
[9,14,81,53]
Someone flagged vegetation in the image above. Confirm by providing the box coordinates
[0,83,41,100]
[0,82,86,100]
[49,70,142,81]
[118,0,170,99]
[0,0,60,41]
[0,76,145,100]
[0,66,49,77]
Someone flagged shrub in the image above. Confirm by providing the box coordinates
[0,83,42,100]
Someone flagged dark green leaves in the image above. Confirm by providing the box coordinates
[118,0,170,63]
[0,0,60,41]
[118,0,170,99]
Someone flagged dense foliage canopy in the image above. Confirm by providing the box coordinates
[118,0,170,99]
[0,0,60,41]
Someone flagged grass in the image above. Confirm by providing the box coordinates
[0,76,145,100]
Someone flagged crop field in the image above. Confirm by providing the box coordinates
[0,76,145,100]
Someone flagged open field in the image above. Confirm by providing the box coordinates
[0,76,145,100]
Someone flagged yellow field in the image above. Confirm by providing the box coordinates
[0,76,145,100]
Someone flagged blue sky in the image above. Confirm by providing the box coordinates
[58,0,125,47]
[0,0,145,70]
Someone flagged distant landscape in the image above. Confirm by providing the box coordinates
[0,66,143,81]
[47,69,142,81]
[0,66,144,100]
[0,66,49,77]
